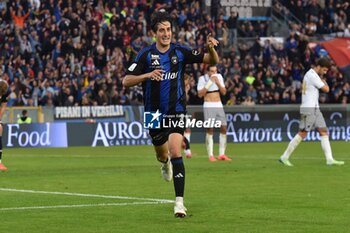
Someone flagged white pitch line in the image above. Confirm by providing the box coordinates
[0,188,174,203]
[0,201,168,211]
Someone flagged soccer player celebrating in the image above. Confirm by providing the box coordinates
[0,79,9,171]
[123,10,219,217]
[279,58,344,166]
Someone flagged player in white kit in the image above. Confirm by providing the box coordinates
[279,58,344,166]
[197,65,231,161]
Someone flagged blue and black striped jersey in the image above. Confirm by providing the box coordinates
[126,43,204,114]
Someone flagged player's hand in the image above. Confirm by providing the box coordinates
[149,69,164,81]
[206,33,219,50]
[210,75,219,84]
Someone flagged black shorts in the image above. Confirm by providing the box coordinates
[149,127,185,146]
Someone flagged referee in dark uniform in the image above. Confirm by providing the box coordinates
[123,10,219,217]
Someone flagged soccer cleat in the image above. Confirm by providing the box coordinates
[217,154,232,161]
[174,202,187,218]
[279,157,293,167]
[326,160,345,166]
[0,163,8,171]
[161,157,173,182]
[208,156,217,162]
[184,149,192,158]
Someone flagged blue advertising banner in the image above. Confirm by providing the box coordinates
[3,105,349,148]
[5,123,68,148]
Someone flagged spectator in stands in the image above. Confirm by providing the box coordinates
[0,0,347,108]
[10,6,30,30]
[17,109,32,124]
[226,10,238,46]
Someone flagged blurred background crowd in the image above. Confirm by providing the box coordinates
[0,0,349,107]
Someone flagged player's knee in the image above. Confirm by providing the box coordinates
[298,131,307,138]
[206,128,214,134]
[318,128,328,136]
[220,126,227,134]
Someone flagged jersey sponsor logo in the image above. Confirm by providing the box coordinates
[151,54,160,59]
[163,72,178,80]
[128,63,137,71]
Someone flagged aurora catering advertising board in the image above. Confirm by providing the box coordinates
[224,110,350,143]
[188,106,350,143]
[67,122,152,147]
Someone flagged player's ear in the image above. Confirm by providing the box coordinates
[151,29,156,37]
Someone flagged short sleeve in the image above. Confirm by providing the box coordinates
[218,74,225,87]
[179,46,204,64]
[197,76,206,90]
[312,74,325,89]
[125,49,148,75]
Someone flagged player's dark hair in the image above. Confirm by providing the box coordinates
[151,10,173,32]
[316,57,331,69]
[0,79,8,96]
[207,64,217,71]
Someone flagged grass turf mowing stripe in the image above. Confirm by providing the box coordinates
[0,188,174,203]
[0,201,171,212]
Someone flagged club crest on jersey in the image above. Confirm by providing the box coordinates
[192,50,200,55]
[171,56,178,64]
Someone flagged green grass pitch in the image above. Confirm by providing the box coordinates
[0,141,349,233]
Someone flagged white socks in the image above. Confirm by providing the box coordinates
[206,133,213,157]
[175,196,184,204]
[321,135,334,162]
[281,134,303,160]
[282,134,334,163]
[206,133,227,157]
[219,133,227,155]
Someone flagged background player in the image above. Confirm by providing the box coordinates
[279,58,344,166]
[197,65,231,162]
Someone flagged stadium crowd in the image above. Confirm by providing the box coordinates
[0,0,349,107]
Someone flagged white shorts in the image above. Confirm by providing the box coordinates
[203,102,227,126]
[299,109,327,132]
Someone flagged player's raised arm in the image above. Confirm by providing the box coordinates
[320,79,330,93]
[203,33,219,65]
